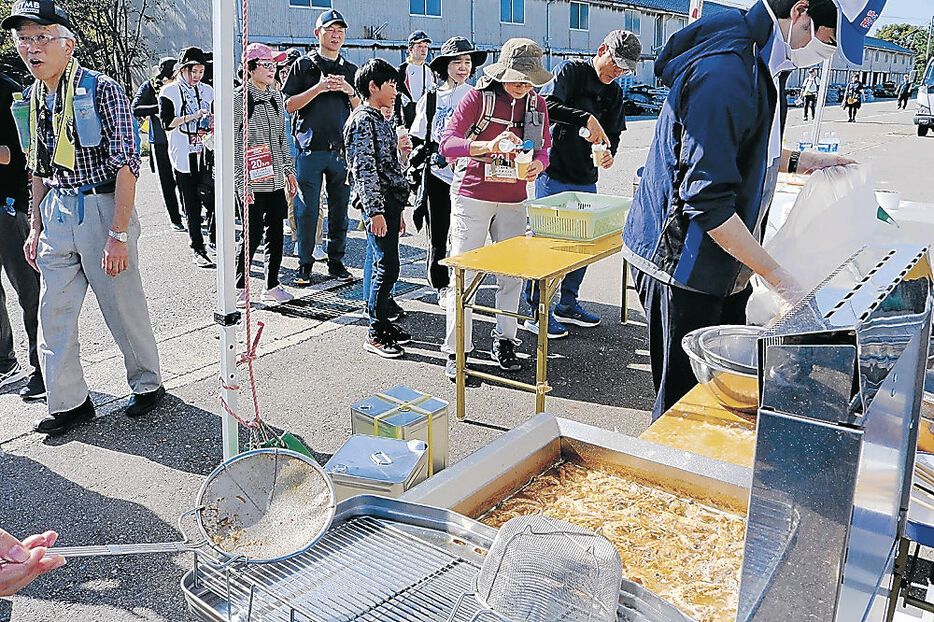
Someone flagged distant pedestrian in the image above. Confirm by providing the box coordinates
[132,57,184,230]
[344,58,413,358]
[160,46,216,267]
[410,36,486,302]
[6,0,165,435]
[897,76,911,110]
[438,38,552,379]
[234,43,298,308]
[843,72,864,122]
[395,30,435,129]
[283,9,360,285]
[801,67,818,121]
[522,30,639,340]
[0,69,43,400]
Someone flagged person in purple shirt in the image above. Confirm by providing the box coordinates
[438,37,552,379]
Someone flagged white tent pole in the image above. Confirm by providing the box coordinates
[213,0,240,460]
[810,58,832,147]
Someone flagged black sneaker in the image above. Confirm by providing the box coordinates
[19,371,46,401]
[386,323,412,345]
[363,332,404,359]
[34,396,95,436]
[492,338,522,371]
[0,362,27,390]
[328,263,353,281]
[295,263,314,286]
[192,250,215,268]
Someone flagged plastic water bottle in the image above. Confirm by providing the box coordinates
[797,131,813,152]
[817,132,832,153]
[579,127,591,139]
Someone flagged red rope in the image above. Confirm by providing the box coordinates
[217,0,265,431]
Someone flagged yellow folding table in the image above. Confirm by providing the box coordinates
[441,234,624,421]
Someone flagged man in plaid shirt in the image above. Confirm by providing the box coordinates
[4,0,164,436]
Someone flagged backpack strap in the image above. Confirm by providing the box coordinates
[465,90,497,141]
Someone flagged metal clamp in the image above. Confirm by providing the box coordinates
[214,311,242,327]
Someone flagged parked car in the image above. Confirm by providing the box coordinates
[915,58,934,137]
[873,82,897,98]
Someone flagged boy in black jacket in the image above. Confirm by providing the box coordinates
[344,59,413,358]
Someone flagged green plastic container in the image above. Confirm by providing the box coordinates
[525,191,631,241]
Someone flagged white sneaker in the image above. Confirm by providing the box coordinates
[262,285,294,304]
[437,287,449,309]
[312,245,328,261]
[236,289,247,309]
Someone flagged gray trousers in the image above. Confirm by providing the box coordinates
[36,188,162,414]
[0,209,40,373]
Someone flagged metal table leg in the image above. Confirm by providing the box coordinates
[455,269,466,421]
[535,277,558,414]
[620,257,629,324]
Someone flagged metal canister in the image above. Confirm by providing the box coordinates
[350,386,449,475]
[325,435,429,502]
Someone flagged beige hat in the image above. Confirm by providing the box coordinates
[482,38,553,87]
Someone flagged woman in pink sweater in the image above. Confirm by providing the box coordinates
[439,38,552,378]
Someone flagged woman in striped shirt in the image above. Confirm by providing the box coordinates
[234,43,298,306]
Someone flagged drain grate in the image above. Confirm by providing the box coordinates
[267,278,423,321]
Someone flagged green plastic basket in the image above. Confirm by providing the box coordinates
[525,191,631,241]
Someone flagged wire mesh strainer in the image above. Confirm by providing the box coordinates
[448,514,622,622]
[13,448,336,567]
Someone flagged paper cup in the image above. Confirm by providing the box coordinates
[515,151,532,179]
[875,190,901,212]
[591,144,606,168]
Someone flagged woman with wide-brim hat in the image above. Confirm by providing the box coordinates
[437,37,553,378]
[159,46,216,267]
[410,37,488,302]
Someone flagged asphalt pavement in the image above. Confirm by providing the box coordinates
[0,99,928,621]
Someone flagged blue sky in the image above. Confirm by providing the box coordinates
[870,0,931,32]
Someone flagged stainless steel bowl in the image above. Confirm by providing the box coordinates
[697,324,764,375]
[683,327,760,413]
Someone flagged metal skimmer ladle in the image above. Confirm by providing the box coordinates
[3,448,336,566]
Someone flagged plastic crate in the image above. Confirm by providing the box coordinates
[525,191,631,241]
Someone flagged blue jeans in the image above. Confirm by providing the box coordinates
[524,173,597,310]
[362,209,402,330]
[362,220,401,306]
[294,150,350,268]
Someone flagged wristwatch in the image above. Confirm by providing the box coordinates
[788,150,801,175]
[108,229,128,243]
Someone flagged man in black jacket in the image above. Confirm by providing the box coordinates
[132,57,183,230]
[522,30,640,339]
[0,70,43,400]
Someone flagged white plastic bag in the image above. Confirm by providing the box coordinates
[747,164,893,325]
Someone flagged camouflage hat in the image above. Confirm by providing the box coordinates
[482,38,552,87]
[603,30,641,73]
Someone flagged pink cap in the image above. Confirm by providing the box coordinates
[245,43,287,63]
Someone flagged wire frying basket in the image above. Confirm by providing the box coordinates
[447,514,622,622]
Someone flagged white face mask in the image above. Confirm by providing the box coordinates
[787,17,837,68]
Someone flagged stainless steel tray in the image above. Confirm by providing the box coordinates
[180,495,692,622]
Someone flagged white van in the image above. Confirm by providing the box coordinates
[915,58,934,137]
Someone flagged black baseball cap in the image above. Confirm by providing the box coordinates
[408,30,431,46]
[2,0,73,31]
[316,9,347,30]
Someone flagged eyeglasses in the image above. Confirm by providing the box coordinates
[15,34,67,48]
[256,61,276,69]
